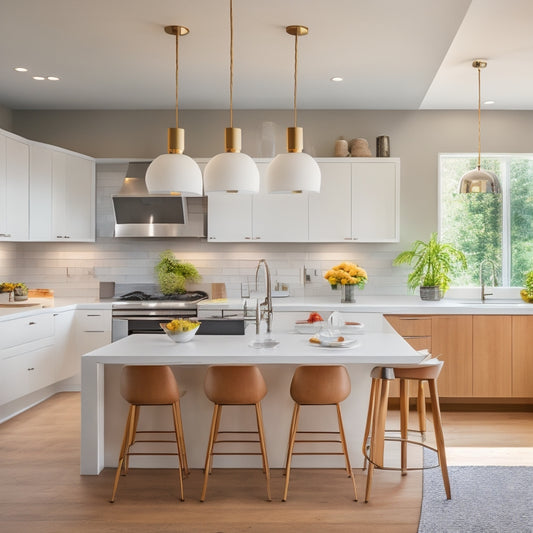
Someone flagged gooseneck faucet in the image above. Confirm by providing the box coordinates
[255,259,273,334]
[480,259,497,301]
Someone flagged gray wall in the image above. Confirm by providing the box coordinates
[0,104,13,131]
[12,108,533,242]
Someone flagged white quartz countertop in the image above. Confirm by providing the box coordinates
[82,329,427,366]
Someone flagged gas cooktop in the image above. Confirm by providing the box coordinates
[118,290,208,302]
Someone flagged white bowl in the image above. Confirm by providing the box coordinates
[160,323,200,343]
[294,322,322,334]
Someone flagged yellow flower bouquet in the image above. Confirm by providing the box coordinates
[324,262,368,289]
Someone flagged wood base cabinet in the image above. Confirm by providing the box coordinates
[387,313,532,399]
[512,316,533,397]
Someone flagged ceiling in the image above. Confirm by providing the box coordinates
[1,0,533,111]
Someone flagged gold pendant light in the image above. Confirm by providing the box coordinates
[203,0,259,194]
[458,60,501,194]
[146,25,203,196]
[266,25,321,194]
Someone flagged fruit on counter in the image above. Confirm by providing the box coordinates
[520,289,533,303]
[309,336,321,344]
[307,312,324,323]
[165,318,200,332]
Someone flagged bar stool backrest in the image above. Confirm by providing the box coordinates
[290,365,351,405]
[204,365,267,405]
[120,365,180,405]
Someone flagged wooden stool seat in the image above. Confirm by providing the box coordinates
[110,365,188,503]
[362,360,451,503]
[283,365,358,502]
[201,365,271,502]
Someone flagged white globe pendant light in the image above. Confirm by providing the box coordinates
[146,25,203,196]
[458,60,501,194]
[266,25,321,194]
[203,0,259,194]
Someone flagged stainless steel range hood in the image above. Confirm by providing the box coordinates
[112,162,206,238]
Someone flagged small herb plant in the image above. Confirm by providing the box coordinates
[520,270,533,302]
[393,233,467,294]
[155,250,201,295]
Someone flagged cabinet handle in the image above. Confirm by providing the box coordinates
[28,321,36,325]
[87,314,101,317]
[56,235,63,239]
[0,233,12,237]
[245,237,251,240]
[27,367,35,371]
[64,235,70,239]
[254,237,261,240]
[344,237,352,240]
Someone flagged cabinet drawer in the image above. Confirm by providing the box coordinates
[76,310,111,332]
[385,315,432,337]
[0,313,54,351]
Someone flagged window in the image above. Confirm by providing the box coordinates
[439,154,533,288]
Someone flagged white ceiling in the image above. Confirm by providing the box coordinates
[1,0,533,111]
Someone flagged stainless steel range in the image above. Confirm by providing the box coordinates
[111,288,208,341]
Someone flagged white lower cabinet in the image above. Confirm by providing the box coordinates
[0,312,56,404]
[0,308,111,407]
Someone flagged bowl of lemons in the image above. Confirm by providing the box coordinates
[161,319,201,343]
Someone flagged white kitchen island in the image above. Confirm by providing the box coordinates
[81,325,426,475]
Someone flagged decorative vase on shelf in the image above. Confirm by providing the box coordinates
[341,284,357,303]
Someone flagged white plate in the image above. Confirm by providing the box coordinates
[309,336,360,348]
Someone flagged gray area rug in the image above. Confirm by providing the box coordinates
[418,454,533,533]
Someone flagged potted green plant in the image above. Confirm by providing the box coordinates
[155,250,201,295]
[393,233,467,301]
[520,270,533,303]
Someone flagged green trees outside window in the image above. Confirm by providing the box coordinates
[440,154,533,287]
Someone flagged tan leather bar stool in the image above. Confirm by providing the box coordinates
[362,360,451,503]
[110,365,188,503]
[201,365,271,502]
[282,365,358,502]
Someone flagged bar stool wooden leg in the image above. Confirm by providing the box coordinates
[427,379,451,499]
[123,404,138,475]
[110,405,135,503]
[201,404,220,502]
[283,401,299,472]
[362,378,378,471]
[365,378,390,503]
[173,398,189,476]
[255,402,272,501]
[282,403,300,502]
[400,378,409,475]
[207,405,223,475]
[171,403,185,502]
[336,403,358,501]
[417,380,427,436]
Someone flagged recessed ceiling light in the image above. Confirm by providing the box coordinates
[330,76,343,82]
[484,100,495,105]
[14,67,28,72]
[33,76,46,81]
[47,76,60,81]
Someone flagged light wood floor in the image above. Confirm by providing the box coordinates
[0,393,531,533]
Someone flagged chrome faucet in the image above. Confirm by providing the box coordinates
[255,259,273,334]
[480,259,497,301]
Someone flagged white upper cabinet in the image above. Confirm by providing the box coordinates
[308,161,352,242]
[351,160,399,242]
[29,141,95,242]
[51,151,95,241]
[208,158,399,243]
[252,162,308,242]
[0,132,29,241]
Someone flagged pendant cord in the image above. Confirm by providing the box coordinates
[293,32,298,128]
[229,0,234,128]
[477,66,481,171]
[175,29,179,130]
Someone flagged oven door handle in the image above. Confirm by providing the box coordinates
[112,315,190,321]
